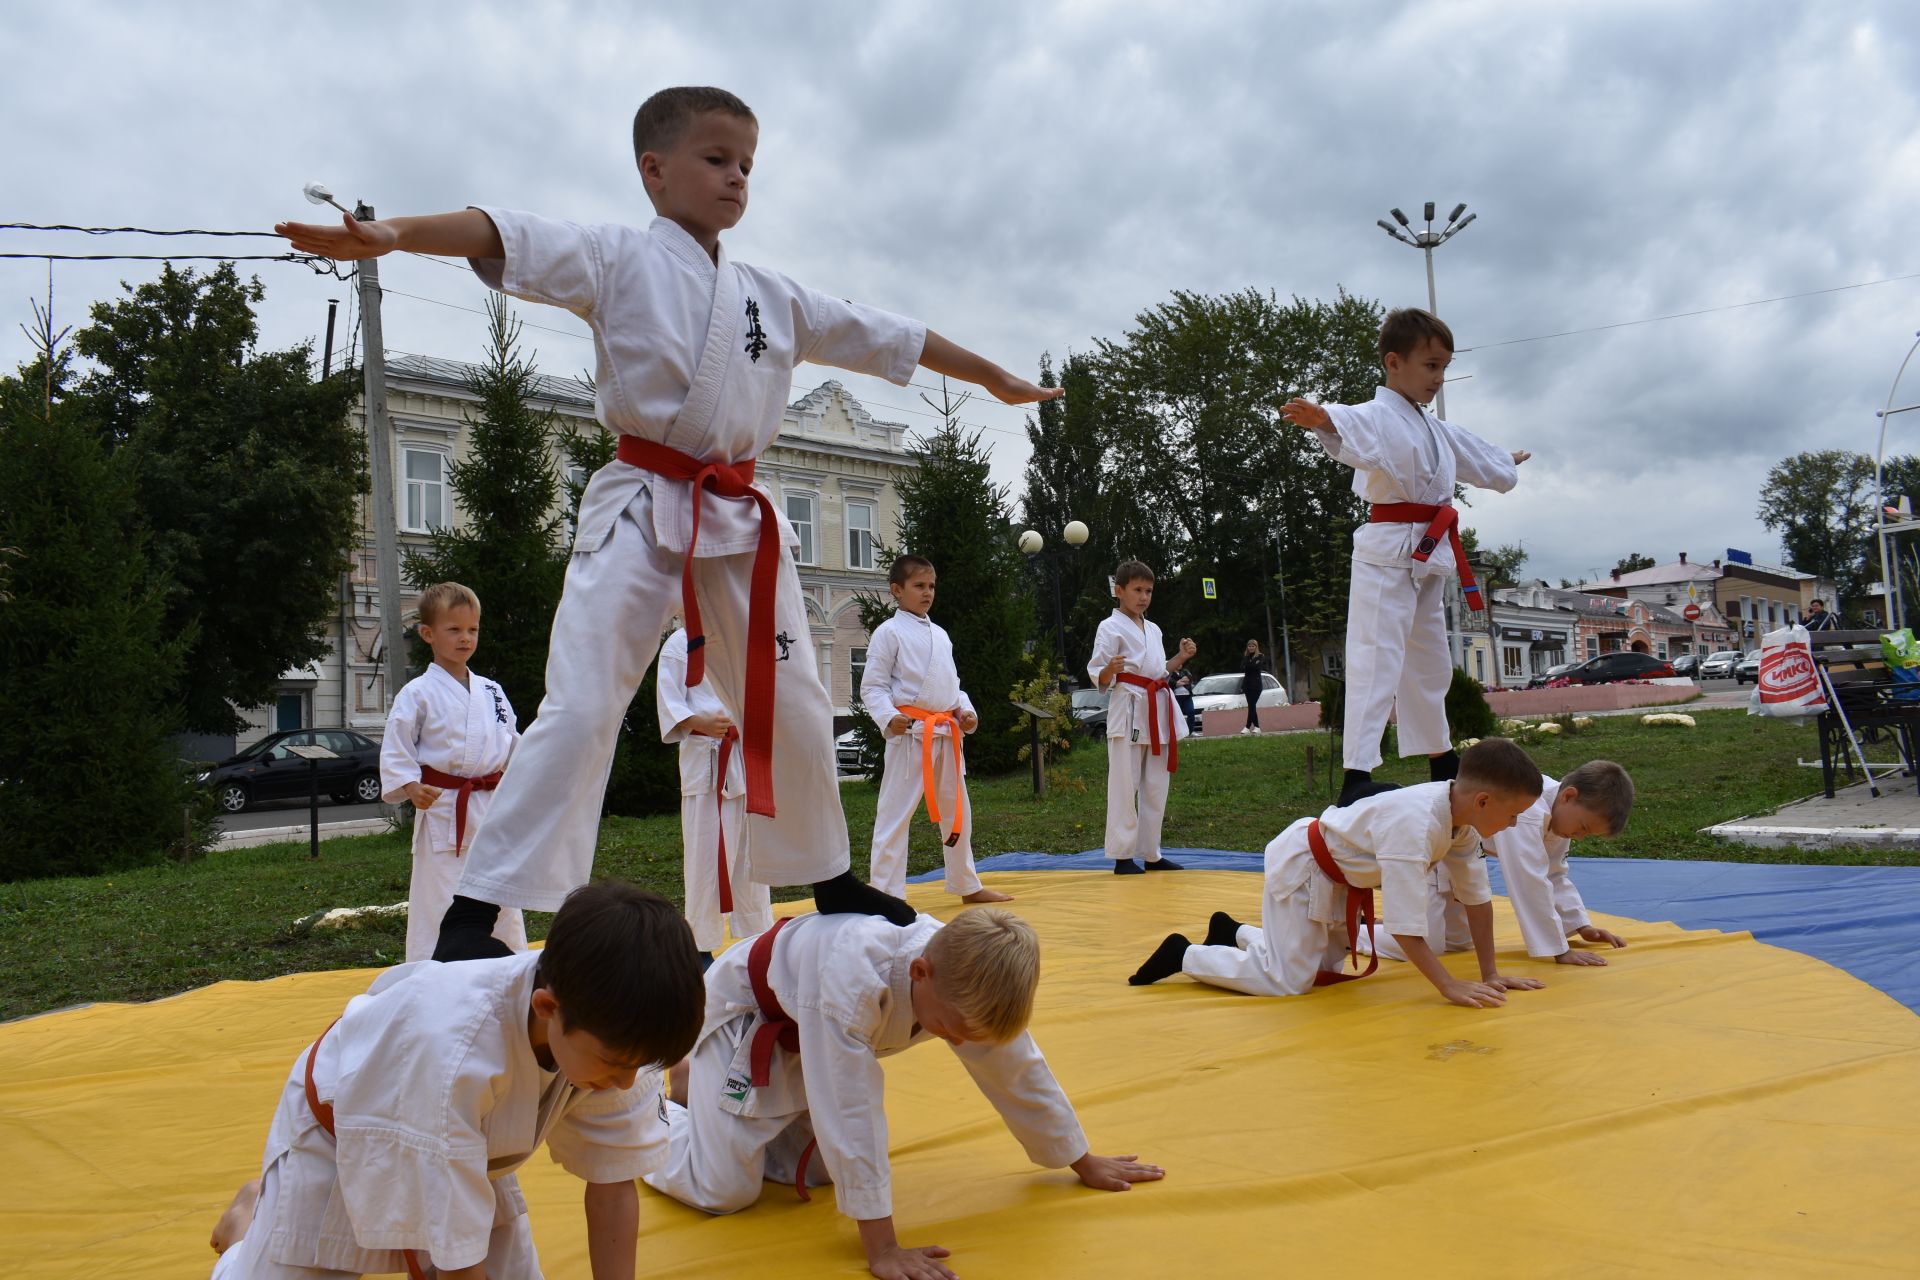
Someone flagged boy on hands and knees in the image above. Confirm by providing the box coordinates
[863,555,1010,905]
[207,882,705,1280]
[1089,560,1198,875]
[645,909,1164,1280]
[1360,760,1636,967]
[279,86,1061,960]
[1131,738,1549,1008]
[1280,308,1531,808]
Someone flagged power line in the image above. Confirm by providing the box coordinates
[0,252,348,279]
[0,222,284,239]
[379,285,596,341]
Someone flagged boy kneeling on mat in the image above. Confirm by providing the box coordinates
[645,908,1163,1280]
[1131,738,1548,1008]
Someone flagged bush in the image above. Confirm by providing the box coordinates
[1010,652,1076,765]
[1446,667,1499,740]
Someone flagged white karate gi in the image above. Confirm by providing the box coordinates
[455,209,926,910]
[861,610,982,898]
[210,953,667,1279]
[1362,776,1591,961]
[380,663,526,961]
[1311,388,1519,771]
[658,627,773,951]
[644,913,1088,1221]
[1088,610,1189,864]
[1182,782,1488,996]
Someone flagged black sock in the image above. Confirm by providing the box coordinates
[1205,911,1245,948]
[1129,933,1191,985]
[812,871,916,926]
[1429,749,1461,782]
[432,895,512,963]
[1337,769,1374,807]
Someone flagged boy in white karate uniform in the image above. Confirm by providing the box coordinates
[658,621,774,958]
[1131,738,1549,1009]
[1088,560,1198,875]
[1281,309,1531,808]
[645,908,1164,1280]
[207,882,705,1280]
[1360,760,1635,966]
[279,86,1061,961]
[862,555,1010,904]
[380,582,525,962]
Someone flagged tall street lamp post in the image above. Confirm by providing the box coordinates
[1019,519,1089,682]
[1375,200,1475,420]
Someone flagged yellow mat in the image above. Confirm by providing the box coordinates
[7,870,1920,1278]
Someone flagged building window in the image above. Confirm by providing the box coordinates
[1322,650,1345,677]
[1864,607,1881,627]
[1502,646,1525,679]
[846,500,877,571]
[403,448,448,532]
[1657,642,1669,659]
[1474,650,1486,681]
[851,645,868,695]
[1586,636,1599,658]
[785,492,816,565]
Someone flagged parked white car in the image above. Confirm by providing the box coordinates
[1188,672,1289,712]
[1699,649,1744,680]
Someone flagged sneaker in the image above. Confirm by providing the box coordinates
[1252,727,1262,736]
[1238,727,1251,736]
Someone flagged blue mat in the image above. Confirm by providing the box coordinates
[917,850,1920,1014]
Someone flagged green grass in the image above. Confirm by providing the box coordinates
[0,710,1904,1022]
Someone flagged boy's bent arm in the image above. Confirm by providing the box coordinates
[920,331,1061,406]
[277,209,504,262]
[584,1179,638,1280]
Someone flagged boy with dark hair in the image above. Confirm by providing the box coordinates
[279,86,1061,959]
[1088,560,1198,874]
[207,881,704,1279]
[861,554,1009,904]
[1281,307,1530,807]
[1130,738,1549,1008]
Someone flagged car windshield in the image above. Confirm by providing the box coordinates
[1191,675,1243,696]
[1071,689,1106,708]
[229,737,278,762]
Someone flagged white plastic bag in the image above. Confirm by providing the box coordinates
[1747,623,1828,718]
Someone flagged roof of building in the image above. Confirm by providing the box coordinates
[1575,555,1819,592]
[1495,581,1731,629]
[387,352,596,410]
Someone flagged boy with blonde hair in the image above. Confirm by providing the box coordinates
[1089,560,1198,874]
[862,554,1009,904]
[280,85,1062,960]
[1281,308,1529,807]
[1131,738,1549,1008]
[646,908,1164,1280]
[379,581,523,961]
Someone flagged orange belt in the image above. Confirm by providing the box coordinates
[897,705,965,846]
[1368,502,1483,611]
[714,727,739,913]
[416,764,503,854]
[618,436,781,818]
[1306,820,1379,985]
[745,917,819,1201]
[1114,672,1179,772]
[304,1022,428,1280]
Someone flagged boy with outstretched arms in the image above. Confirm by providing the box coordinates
[1130,738,1549,1008]
[280,87,1060,958]
[645,908,1164,1280]
[1281,308,1529,808]
[207,882,705,1279]
[862,554,1009,904]
[1361,759,1635,965]
[1088,560,1198,874]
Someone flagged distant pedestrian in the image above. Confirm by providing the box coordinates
[1803,598,1842,632]
[1241,640,1270,735]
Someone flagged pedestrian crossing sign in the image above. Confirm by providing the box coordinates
[1202,577,1217,600]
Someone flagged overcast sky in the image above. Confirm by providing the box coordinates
[5,0,1918,586]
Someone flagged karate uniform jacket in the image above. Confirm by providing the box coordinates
[1087,610,1191,746]
[657,627,744,800]
[254,953,666,1273]
[1308,781,1490,938]
[380,663,519,854]
[470,209,925,561]
[703,913,1087,1221]
[1310,387,1519,581]
[1483,776,1594,957]
[860,610,976,743]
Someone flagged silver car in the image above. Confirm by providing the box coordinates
[1734,649,1764,684]
[1699,649,1744,680]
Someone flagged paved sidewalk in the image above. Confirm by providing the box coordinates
[1706,771,1920,850]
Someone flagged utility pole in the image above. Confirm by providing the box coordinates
[322,297,354,727]
[354,203,407,707]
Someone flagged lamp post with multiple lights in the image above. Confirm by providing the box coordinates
[1375,201,1475,419]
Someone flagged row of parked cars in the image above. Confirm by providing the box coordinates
[1526,648,1763,688]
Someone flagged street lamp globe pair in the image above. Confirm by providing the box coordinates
[1019,520,1088,555]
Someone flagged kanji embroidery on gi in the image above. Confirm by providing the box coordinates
[743,298,768,363]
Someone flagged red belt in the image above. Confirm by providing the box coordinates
[1368,502,1483,611]
[619,437,780,818]
[304,1023,428,1280]
[1114,673,1179,772]
[744,916,819,1200]
[897,705,965,846]
[714,727,738,913]
[417,764,503,854]
[1306,820,1379,986]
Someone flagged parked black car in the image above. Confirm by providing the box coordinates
[1070,686,1109,738]
[197,728,383,814]
[1525,661,1579,689]
[1561,652,1676,685]
[1670,653,1701,677]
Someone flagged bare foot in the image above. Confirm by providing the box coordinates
[210,1178,261,1254]
[961,888,1015,903]
[666,1060,690,1107]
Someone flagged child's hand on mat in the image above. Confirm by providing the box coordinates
[1576,924,1626,948]
[1556,949,1609,966]
[887,715,913,737]
[276,213,400,260]
[1484,972,1546,993]
[688,712,733,738]
[1511,449,1533,465]
[957,709,978,732]
[1440,978,1508,1008]
[1071,1151,1166,1191]
[1280,397,1330,430]
[404,781,443,810]
[867,1243,957,1280]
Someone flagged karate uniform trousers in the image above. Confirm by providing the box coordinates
[869,729,980,898]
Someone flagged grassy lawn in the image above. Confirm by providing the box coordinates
[1,709,1904,1022]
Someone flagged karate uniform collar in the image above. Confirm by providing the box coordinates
[888,915,941,1045]
[651,216,724,280]
[895,608,932,628]
[425,661,471,694]
[1372,385,1425,418]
